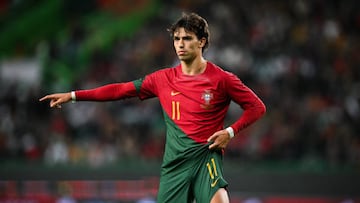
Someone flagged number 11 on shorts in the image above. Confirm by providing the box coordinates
[206,158,219,187]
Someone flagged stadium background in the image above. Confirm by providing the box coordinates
[0,0,359,202]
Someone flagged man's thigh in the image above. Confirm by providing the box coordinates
[193,151,228,203]
[157,168,193,202]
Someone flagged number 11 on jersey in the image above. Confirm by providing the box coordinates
[172,101,180,120]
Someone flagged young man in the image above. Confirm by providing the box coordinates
[40,13,266,203]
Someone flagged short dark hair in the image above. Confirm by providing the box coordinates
[168,12,210,52]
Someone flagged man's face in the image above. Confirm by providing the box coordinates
[173,27,204,62]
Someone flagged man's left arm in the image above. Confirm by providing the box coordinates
[208,72,266,150]
[226,73,266,135]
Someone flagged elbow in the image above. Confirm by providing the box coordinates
[261,102,266,115]
[259,101,266,117]
[254,101,266,118]
[261,104,266,117]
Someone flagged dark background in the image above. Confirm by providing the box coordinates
[0,0,359,202]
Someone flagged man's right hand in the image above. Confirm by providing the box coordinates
[39,92,72,108]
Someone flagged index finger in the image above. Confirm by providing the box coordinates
[39,95,53,101]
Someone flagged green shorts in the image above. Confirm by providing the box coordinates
[157,143,228,203]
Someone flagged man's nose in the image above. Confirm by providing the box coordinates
[179,40,184,48]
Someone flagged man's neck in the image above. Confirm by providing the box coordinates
[181,57,207,76]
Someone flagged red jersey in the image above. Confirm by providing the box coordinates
[75,62,266,144]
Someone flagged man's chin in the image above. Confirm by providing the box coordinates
[178,55,193,62]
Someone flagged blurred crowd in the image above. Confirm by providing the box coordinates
[0,0,359,170]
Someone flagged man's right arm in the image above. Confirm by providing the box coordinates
[75,82,137,101]
[39,82,138,108]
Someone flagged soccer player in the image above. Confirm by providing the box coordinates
[40,12,266,203]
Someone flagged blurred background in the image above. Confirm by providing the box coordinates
[0,0,359,202]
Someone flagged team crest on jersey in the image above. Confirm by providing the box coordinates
[201,90,214,109]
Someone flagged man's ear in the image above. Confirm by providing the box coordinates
[199,37,206,48]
